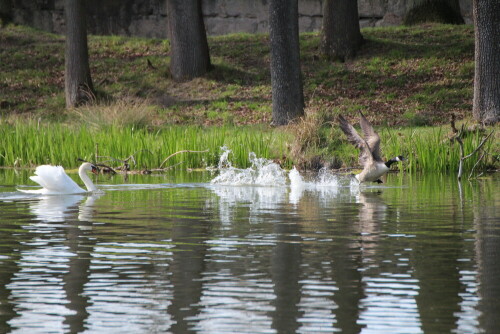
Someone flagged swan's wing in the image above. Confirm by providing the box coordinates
[338,115,374,165]
[28,165,85,194]
[359,112,382,162]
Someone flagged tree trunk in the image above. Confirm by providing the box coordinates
[0,0,13,25]
[269,0,304,126]
[321,0,364,62]
[472,0,500,125]
[404,0,464,25]
[166,0,211,81]
[64,0,94,108]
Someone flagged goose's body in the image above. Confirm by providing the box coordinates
[355,161,390,183]
[19,162,99,194]
[339,112,403,183]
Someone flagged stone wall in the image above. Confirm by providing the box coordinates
[1,0,473,38]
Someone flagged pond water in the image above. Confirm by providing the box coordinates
[0,154,499,334]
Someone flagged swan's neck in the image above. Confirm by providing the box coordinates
[79,167,97,192]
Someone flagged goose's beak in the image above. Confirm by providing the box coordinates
[91,165,100,175]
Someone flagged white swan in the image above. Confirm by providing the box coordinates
[19,162,99,194]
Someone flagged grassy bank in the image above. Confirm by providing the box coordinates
[1,23,476,125]
[0,24,498,174]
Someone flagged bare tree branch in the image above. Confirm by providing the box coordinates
[159,149,208,169]
[462,131,494,160]
[451,115,495,180]
[468,150,487,180]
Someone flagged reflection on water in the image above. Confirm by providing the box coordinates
[0,167,499,333]
[28,194,104,223]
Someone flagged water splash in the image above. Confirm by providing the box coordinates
[288,167,305,188]
[210,147,287,186]
[288,167,348,204]
[216,146,233,169]
[316,167,341,186]
[288,167,306,204]
[210,148,356,196]
[289,167,344,189]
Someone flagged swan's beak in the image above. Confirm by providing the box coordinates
[91,165,100,175]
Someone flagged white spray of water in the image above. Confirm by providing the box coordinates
[316,167,341,186]
[288,167,305,188]
[210,147,288,186]
[288,166,348,204]
[288,167,306,204]
[289,167,342,188]
[210,147,355,196]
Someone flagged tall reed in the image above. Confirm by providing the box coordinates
[0,121,287,169]
[381,127,496,175]
[1,121,495,174]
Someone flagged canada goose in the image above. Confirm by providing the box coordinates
[338,112,404,183]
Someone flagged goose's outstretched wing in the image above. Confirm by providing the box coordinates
[358,111,382,162]
[338,115,374,165]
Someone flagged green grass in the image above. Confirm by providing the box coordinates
[0,120,290,169]
[1,23,476,125]
[0,117,496,175]
[380,127,497,174]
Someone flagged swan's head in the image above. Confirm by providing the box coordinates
[80,162,100,175]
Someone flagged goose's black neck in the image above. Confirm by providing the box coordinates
[385,157,399,168]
